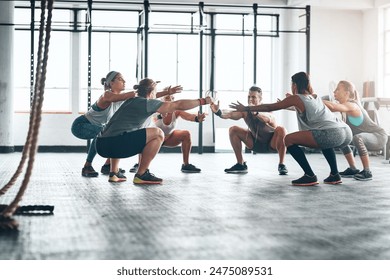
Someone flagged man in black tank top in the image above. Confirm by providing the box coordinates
[210,86,288,175]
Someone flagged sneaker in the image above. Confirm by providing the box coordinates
[291,174,319,186]
[81,166,99,177]
[339,167,360,178]
[353,170,373,181]
[181,164,201,173]
[101,164,125,175]
[224,162,248,174]
[129,163,139,173]
[133,169,163,184]
[108,172,127,183]
[278,164,288,175]
[323,173,342,185]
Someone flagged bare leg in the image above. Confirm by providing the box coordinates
[270,126,287,164]
[137,127,164,176]
[163,130,191,165]
[110,158,120,173]
[360,154,370,170]
[228,126,254,164]
[344,152,358,169]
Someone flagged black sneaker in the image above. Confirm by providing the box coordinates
[353,170,373,181]
[129,163,139,173]
[101,164,125,175]
[323,173,342,184]
[108,172,127,183]
[292,174,319,186]
[339,167,360,178]
[133,169,163,184]
[224,162,248,174]
[81,166,99,177]
[278,164,288,175]
[181,164,201,173]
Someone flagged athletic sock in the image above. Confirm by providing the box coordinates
[321,148,338,175]
[287,144,315,177]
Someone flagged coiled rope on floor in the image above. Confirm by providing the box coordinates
[0,0,55,230]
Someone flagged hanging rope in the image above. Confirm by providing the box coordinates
[0,0,55,230]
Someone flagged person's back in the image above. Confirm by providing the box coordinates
[296,94,347,131]
[346,100,387,136]
[100,97,162,138]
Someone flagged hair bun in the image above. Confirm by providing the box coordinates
[133,84,139,90]
[101,78,106,85]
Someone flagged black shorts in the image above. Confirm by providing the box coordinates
[250,133,276,153]
[96,129,147,159]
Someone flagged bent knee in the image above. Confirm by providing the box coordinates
[274,126,287,137]
[229,125,244,135]
[284,134,293,147]
[147,127,164,141]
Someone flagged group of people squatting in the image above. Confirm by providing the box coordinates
[71,71,388,186]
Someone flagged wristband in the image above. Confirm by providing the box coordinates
[195,116,199,122]
[215,109,222,117]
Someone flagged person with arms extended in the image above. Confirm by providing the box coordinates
[323,80,388,181]
[71,71,182,179]
[96,78,212,184]
[230,72,352,186]
[153,93,205,173]
[210,86,288,175]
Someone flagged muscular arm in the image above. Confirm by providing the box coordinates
[323,100,360,117]
[157,98,210,114]
[210,101,244,120]
[257,113,277,128]
[97,91,137,109]
[177,110,206,122]
[156,85,183,98]
[220,110,245,120]
[230,95,304,113]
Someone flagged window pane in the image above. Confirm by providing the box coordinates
[256,37,272,102]
[215,36,251,91]
[80,32,137,112]
[215,14,243,32]
[92,10,139,31]
[14,29,71,112]
[177,35,199,90]
[43,31,70,111]
[149,12,197,32]
[148,34,177,85]
[14,30,31,111]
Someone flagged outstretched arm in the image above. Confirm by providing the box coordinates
[323,100,358,113]
[156,85,183,98]
[210,100,244,120]
[230,95,301,113]
[102,90,136,102]
[157,97,212,114]
[177,110,206,122]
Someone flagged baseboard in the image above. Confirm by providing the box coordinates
[0,146,15,153]
[12,145,215,153]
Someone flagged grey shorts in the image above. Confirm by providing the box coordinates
[312,126,352,150]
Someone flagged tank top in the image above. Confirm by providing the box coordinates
[346,101,387,136]
[84,100,123,126]
[296,94,347,130]
[244,112,274,144]
[154,112,178,136]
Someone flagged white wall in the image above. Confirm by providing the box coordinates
[310,8,364,97]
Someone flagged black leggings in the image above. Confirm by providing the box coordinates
[96,129,147,159]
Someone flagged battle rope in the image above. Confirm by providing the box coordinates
[0,0,55,230]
